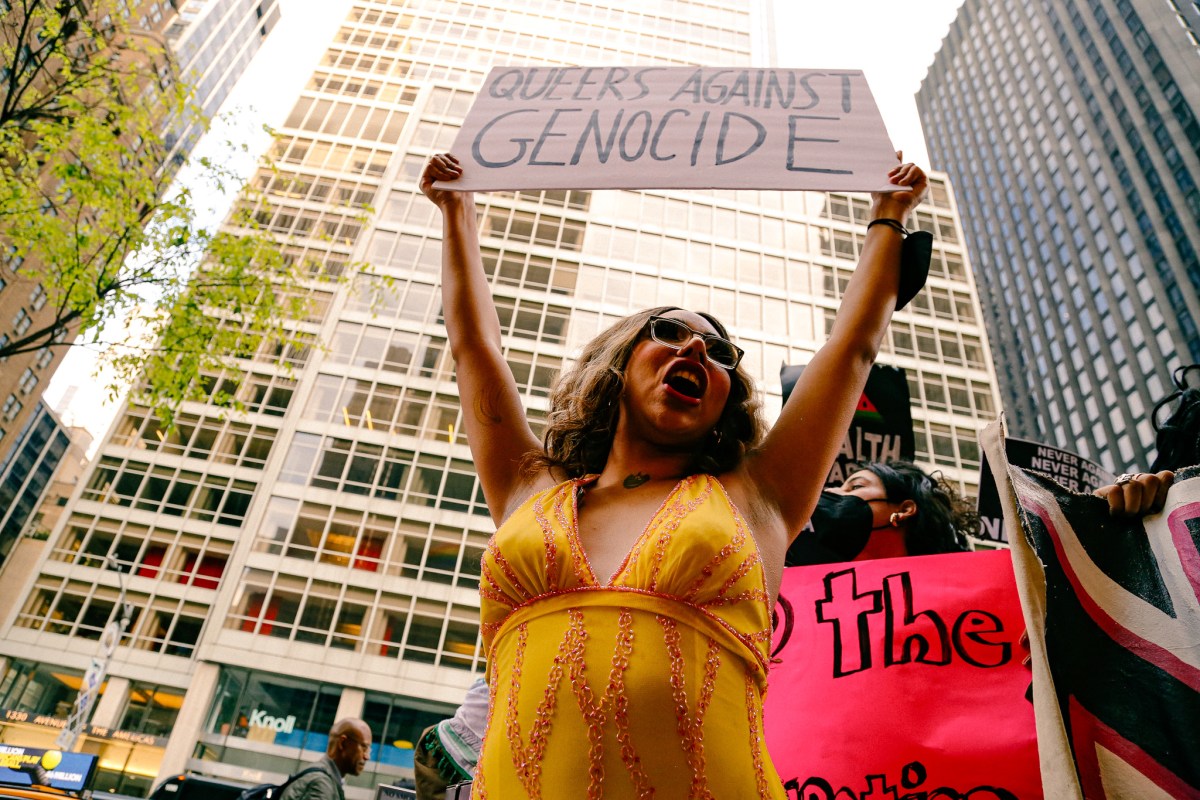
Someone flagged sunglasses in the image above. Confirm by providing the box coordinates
[647,315,744,369]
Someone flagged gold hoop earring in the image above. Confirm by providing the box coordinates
[889,512,902,527]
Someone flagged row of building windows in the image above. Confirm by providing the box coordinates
[913,419,983,472]
[270,135,391,178]
[905,370,996,419]
[326,322,452,378]
[346,20,746,70]
[228,569,482,670]
[277,433,489,518]
[481,205,587,252]
[382,0,751,32]
[315,312,990,448]
[825,252,969,309]
[345,272,441,323]
[257,495,488,588]
[192,368,297,416]
[303,368,551,441]
[249,201,365,246]
[479,245,580,296]
[360,230,441,277]
[1,394,22,423]
[50,513,232,589]
[16,577,207,658]
[408,117,460,152]
[373,0,751,46]
[890,321,987,369]
[111,408,278,469]
[84,457,258,526]
[284,95,410,145]
[254,169,378,210]
[306,71,421,106]
[281,244,352,280]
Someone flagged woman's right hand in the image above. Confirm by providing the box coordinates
[420,153,470,209]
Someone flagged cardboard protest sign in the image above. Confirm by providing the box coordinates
[976,437,1113,544]
[781,363,916,487]
[440,67,900,192]
[982,420,1200,799]
[765,550,1042,800]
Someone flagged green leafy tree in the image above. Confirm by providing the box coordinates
[0,0,325,426]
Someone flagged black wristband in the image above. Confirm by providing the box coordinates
[867,218,908,237]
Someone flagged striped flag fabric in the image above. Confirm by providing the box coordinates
[982,420,1200,799]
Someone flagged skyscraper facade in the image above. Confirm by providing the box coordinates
[917,0,1200,471]
[163,0,283,163]
[0,403,73,568]
[0,1,999,795]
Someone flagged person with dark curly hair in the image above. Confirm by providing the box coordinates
[836,461,974,557]
[419,151,928,800]
[784,460,973,565]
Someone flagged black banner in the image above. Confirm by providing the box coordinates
[976,438,1112,543]
[781,363,916,487]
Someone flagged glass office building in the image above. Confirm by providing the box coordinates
[163,0,284,163]
[0,404,71,568]
[917,0,1200,471]
[0,1,1000,795]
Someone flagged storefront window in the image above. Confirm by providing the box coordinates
[346,693,449,792]
[205,667,340,752]
[90,739,161,798]
[0,658,89,719]
[119,683,184,737]
[0,662,164,798]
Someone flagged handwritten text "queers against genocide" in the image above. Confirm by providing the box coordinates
[471,67,864,173]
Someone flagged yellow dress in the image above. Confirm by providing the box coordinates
[474,474,787,800]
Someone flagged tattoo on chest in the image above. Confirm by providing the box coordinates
[622,472,651,489]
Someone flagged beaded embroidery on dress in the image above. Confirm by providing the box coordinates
[475,474,787,800]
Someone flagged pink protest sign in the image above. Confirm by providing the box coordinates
[440,66,900,192]
[765,550,1042,799]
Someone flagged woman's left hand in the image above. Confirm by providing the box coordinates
[1094,470,1174,516]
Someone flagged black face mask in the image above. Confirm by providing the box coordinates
[784,491,889,566]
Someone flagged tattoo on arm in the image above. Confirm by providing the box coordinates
[474,385,504,426]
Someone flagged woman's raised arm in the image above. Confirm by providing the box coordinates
[420,154,549,521]
[746,159,929,537]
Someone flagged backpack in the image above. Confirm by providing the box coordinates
[238,765,326,800]
[1149,364,1200,472]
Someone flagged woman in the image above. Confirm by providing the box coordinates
[420,151,928,799]
[788,460,974,565]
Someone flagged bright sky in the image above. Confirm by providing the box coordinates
[44,0,966,450]
[771,0,966,167]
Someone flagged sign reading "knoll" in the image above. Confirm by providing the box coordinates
[249,709,297,734]
[439,67,900,192]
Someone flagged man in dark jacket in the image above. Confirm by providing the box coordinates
[278,717,373,800]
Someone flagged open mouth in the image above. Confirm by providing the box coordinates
[664,366,705,400]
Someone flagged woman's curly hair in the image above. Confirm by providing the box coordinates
[860,460,978,554]
[526,306,765,478]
